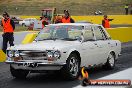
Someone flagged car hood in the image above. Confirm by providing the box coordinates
[8,40,80,51]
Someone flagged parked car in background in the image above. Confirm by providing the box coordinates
[19,18,37,27]
[0,16,21,25]
[11,16,22,25]
[6,23,121,80]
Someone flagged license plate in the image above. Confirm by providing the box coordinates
[23,62,38,67]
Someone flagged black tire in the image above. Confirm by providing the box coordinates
[81,78,88,86]
[103,52,115,70]
[10,65,29,79]
[61,53,80,80]
[22,23,26,27]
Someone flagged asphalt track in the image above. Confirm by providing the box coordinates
[0,32,132,88]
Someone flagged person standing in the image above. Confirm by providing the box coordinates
[125,4,129,15]
[102,15,113,28]
[40,16,48,28]
[1,12,15,53]
[130,4,132,15]
[61,10,75,23]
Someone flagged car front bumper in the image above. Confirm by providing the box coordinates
[5,60,66,71]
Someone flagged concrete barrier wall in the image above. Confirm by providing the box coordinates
[0,50,6,62]
[107,27,132,42]
[20,15,132,25]
[22,33,37,44]
[72,15,132,25]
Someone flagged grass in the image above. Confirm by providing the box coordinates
[0,0,132,15]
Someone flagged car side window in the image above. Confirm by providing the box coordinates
[83,26,94,41]
[98,26,109,40]
[94,26,106,40]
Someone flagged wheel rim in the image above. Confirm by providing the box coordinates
[108,54,115,67]
[69,57,79,77]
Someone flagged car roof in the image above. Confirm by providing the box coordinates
[49,23,110,38]
[49,23,100,26]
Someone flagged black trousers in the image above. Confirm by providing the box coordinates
[131,10,132,15]
[125,8,128,15]
[2,33,14,53]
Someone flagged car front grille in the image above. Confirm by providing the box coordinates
[19,50,47,60]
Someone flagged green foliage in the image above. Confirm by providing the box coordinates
[127,0,132,3]
[0,0,131,15]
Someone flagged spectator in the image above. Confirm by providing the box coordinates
[40,16,48,28]
[102,15,113,28]
[130,4,132,15]
[125,4,129,15]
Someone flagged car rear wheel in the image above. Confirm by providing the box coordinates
[10,65,29,79]
[103,52,115,70]
[22,23,26,27]
[61,53,80,80]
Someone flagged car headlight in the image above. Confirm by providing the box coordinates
[8,51,14,57]
[47,50,61,60]
[14,50,20,57]
[47,51,54,58]
[54,51,61,59]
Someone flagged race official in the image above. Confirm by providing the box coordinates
[40,16,49,28]
[125,4,129,15]
[1,12,15,53]
[102,15,113,28]
[61,10,75,23]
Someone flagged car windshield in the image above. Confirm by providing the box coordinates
[35,25,84,41]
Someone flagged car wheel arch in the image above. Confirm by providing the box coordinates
[103,51,116,70]
[103,50,116,65]
[108,51,116,59]
[66,50,81,66]
[61,51,81,80]
[22,23,25,26]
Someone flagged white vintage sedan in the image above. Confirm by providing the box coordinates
[6,23,121,80]
[19,18,37,27]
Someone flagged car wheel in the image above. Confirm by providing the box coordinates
[61,53,80,80]
[22,23,26,27]
[103,52,115,70]
[10,65,29,79]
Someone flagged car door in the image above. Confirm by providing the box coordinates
[30,19,35,24]
[25,19,30,26]
[92,25,110,64]
[28,19,32,25]
[80,26,99,67]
